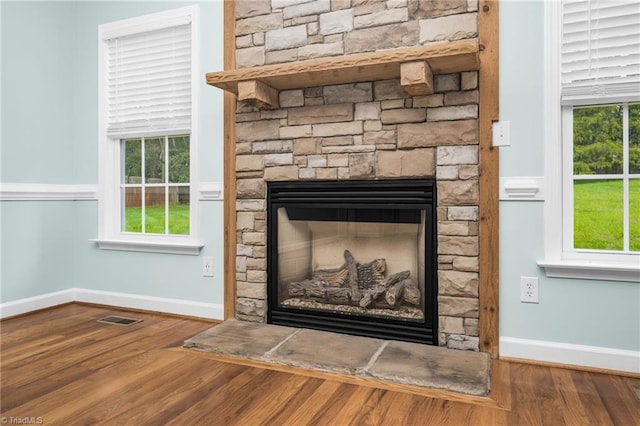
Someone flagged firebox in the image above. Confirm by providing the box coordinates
[267,179,438,345]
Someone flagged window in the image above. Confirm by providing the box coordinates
[539,0,640,281]
[95,6,202,254]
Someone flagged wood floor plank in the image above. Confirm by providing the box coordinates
[2,304,640,426]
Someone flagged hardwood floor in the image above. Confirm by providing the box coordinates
[2,304,639,425]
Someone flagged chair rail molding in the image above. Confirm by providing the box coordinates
[0,183,98,201]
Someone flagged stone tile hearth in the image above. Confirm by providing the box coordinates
[184,319,492,396]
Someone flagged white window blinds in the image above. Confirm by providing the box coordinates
[105,17,192,138]
[561,0,640,105]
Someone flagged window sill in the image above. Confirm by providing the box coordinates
[537,259,640,283]
[90,238,203,255]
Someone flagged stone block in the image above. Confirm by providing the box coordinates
[252,140,293,153]
[445,335,479,351]
[439,316,464,334]
[419,12,478,43]
[409,0,466,19]
[447,206,478,221]
[438,220,470,236]
[236,256,247,273]
[236,112,261,123]
[299,167,315,179]
[237,243,253,256]
[293,138,321,154]
[349,152,376,178]
[397,120,477,148]
[280,125,312,139]
[438,236,479,256]
[461,71,478,90]
[312,121,363,137]
[436,165,458,180]
[266,25,307,51]
[243,232,266,245]
[237,212,255,231]
[364,130,396,145]
[236,297,265,318]
[246,257,266,270]
[345,21,419,53]
[272,0,310,9]
[364,120,383,131]
[283,0,331,19]
[264,165,300,180]
[280,90,305,107]
[321,136,354,146]
[266,48,298,64]
[327,153,349,167]
[253,32,265,46]
[388,0,408,7]
[354,102,381,120]
[354,2,386,16]
[381,99,406,109]
[236,142,253,155]
[237,178,266,198]
[236,155,265,171]
[435,73,460,92]
[459,164,479,179]
[376,148,435,178]
[437,145,478,165]
[331,0,352,10]
[316,168,338,179]
[237,281,266,299]
[236,0,273,19]
[453,256,479,272]
[237,120,281,142]
[438,180,479,205]
[413,94,444,108]
[260,109,287,120]
[354,7,408,29]
[292,14,319,25]
[438,296,478,318]
[427,105,478,121]
[236,34,253,49]
[308,154,328,167]
[236,13,283,37]
[444,90,479,106]
[265,153,294,166]
[247,270,267,283]
[319,9,353,34]
[289,103,354,125]
[464,318,479,336]
[380,108,425,124]
[438,270,478,297]
[322,144,375,154]
[298,41,344,60]
[323,83,373,103]
[374,79,410,100]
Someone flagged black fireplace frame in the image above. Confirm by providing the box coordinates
[266,179,438,345]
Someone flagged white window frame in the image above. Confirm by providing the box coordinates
[538,0,640,282]
[94,6,203,255]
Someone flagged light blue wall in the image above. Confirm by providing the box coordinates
[499,0,640,351]
[1,1,225,305]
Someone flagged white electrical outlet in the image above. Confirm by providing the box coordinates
[520,276,539,303]
[202,256,214,277]
[492,120,511,146]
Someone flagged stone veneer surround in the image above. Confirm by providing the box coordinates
[233,0,482,351]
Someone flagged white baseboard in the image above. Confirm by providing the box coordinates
[500,336,640,374]
[0,289,76,318]
[0,288,223,321]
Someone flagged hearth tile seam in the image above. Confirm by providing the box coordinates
[262,328,301,360]
[357,340,390,375]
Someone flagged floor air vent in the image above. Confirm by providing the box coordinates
[97,316,142,326]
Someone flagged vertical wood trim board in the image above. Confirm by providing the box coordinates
[223,0,237,320]
[478,0,500,357]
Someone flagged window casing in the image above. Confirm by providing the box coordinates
[95,6,202,255]
[539,0,640,281]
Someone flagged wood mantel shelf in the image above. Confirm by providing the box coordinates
[206,39,479,109]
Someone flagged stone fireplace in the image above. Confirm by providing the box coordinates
[226,0,487,352]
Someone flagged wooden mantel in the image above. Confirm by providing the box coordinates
[207,39,479,109]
